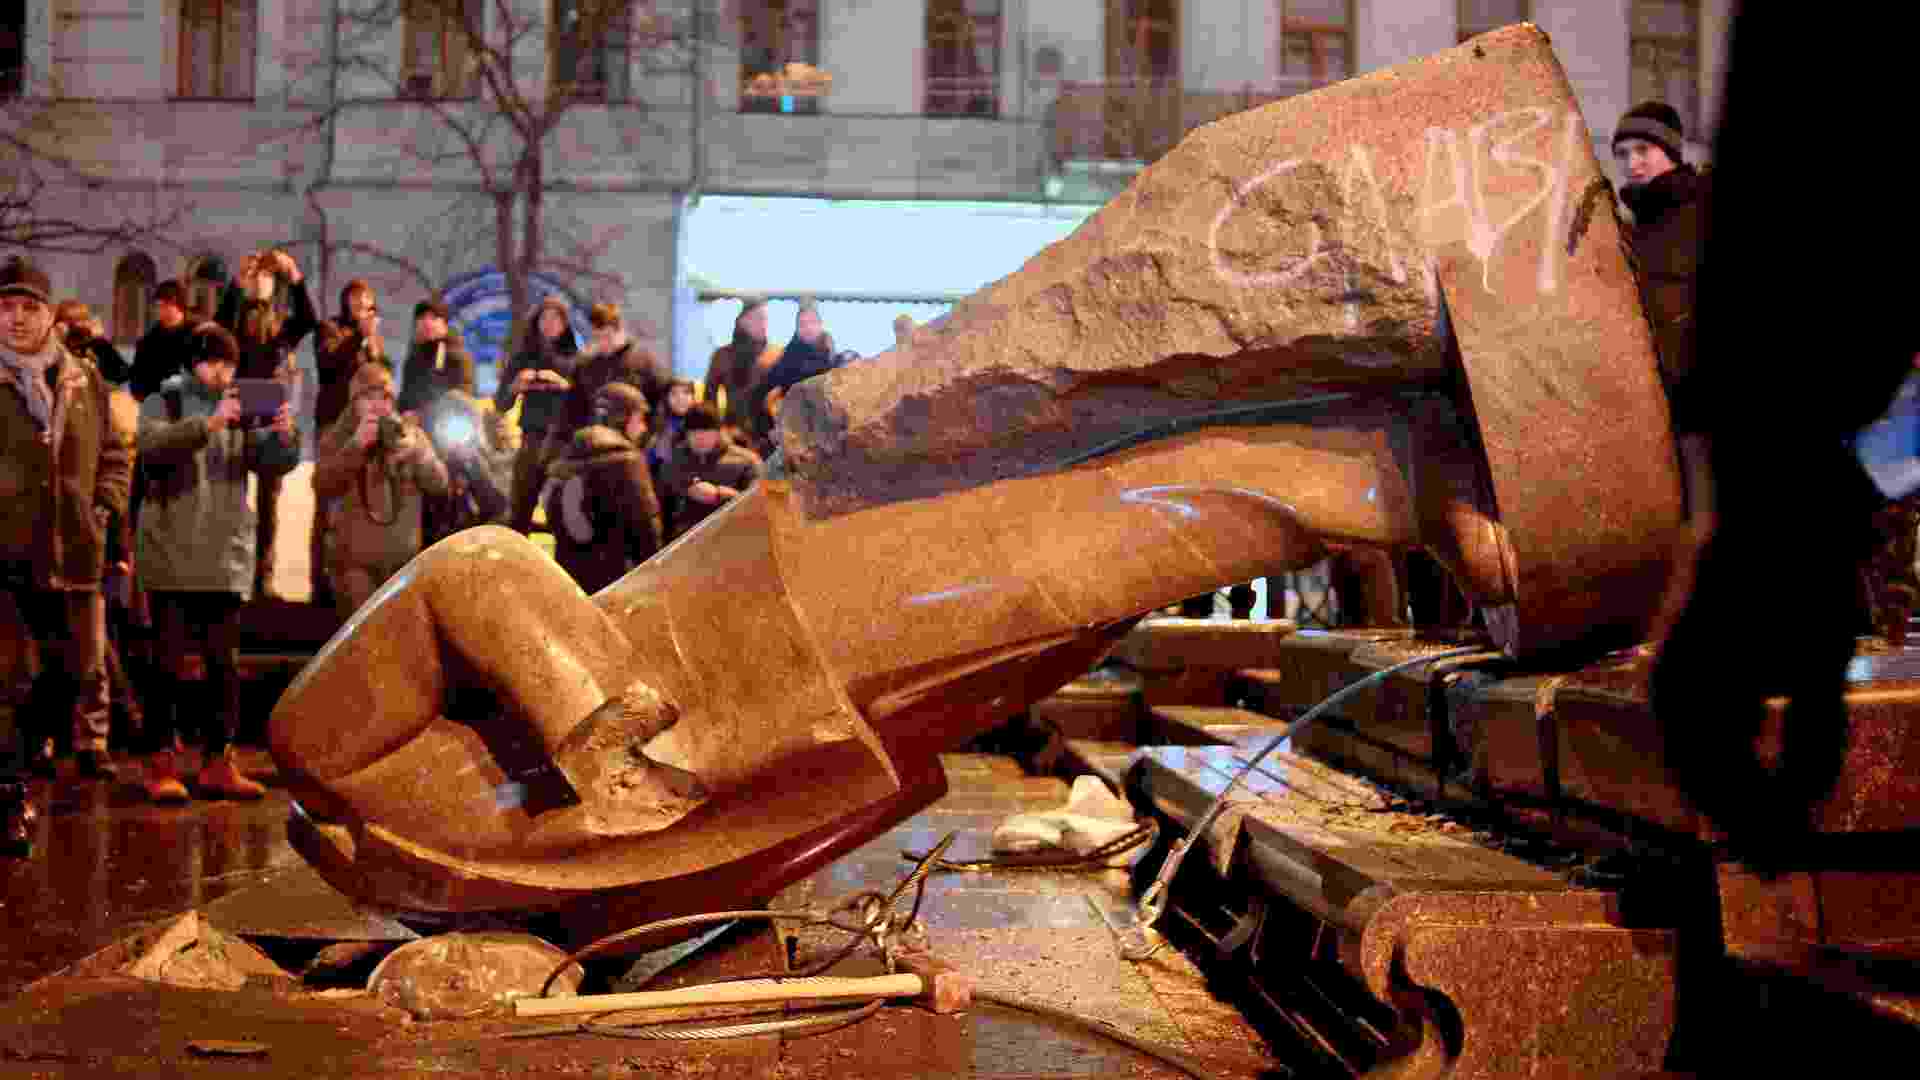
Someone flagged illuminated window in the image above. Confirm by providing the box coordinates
[1631,0,1700,133]
[925,0,1000,117]
[403,0,481,100]
[739,0,823,115]
[1459,0,1529,43]
[553,0,636,103]
[113,254,158,343]
[1279,0,1351,89]
[178,0,256,100]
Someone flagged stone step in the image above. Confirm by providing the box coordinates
[1028,666,1144,742]
[1107,618,1300,707]
[1057,739,1136,792]
[1144,704,1289,750]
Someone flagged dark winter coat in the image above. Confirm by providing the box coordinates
[215,279,320,381]
[129,320,198,400]
[1623,163,1710,431]
[703,331,778,428]
[661,434,763,540]
[0,340,133,589]
[135,372,301,596]
[314,320,389,433]
[550,340,671,448]
[494,332,579,442]
[542,424,662,594]
[399,328,477,418]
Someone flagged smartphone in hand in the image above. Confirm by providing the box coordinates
[233,379,289,426]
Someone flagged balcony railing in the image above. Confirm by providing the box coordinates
[1046,78,1318,166]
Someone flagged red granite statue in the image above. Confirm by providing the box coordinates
[269,25,1683,947]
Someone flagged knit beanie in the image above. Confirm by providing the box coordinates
[1613,101,1685,166]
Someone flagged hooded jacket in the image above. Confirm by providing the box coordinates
[703,330,780,428]
[550,338,671,448]
[541,424,662,594]
[0,339,131,589]
[661,432,762,540]
[1623,163,1710,430]
[129,320,198,400]
[134,372,301,595]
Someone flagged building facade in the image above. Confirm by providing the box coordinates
[4,0,1729,385]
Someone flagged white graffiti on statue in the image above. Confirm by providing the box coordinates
[1209,106,1586,300]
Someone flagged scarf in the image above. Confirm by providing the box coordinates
[0,337,59,433]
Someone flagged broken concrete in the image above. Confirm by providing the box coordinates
[365,932,583,1021]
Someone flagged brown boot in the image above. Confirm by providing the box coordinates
[194,749,265,801]
[144,751,190,805]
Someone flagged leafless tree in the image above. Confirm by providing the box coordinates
[294,0,732,341]
[1,93,189,255]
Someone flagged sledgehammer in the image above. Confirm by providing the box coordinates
[511,950,973,1018]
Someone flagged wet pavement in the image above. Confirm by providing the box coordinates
[1,750,1285,1078]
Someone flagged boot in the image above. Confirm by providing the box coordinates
[1,782,37,857]
[143,750,190,804]
[194,748,265,801]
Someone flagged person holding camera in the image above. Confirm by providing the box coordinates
[311,279,388,608]
[494,295,579,534]
[315,363,448,620]
[214,249,317,602]
[133,323,298,802]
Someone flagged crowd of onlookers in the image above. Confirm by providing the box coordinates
[2,247,867,846]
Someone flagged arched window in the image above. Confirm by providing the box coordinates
[112,253,158,343]
[183,253,228,321]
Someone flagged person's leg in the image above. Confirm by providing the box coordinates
[310,478,334,609]
[140,592,192,802]
[193,592,261,799]
[0,585,42,854]
[61,590,113,778]
[508,441,547,535]
[253,469,284,599]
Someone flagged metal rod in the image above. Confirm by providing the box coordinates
[512,973,928,1019]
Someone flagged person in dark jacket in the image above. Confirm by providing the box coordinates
[398,298,476,418]
[748,298,836,458]
[542,382,663,594]
[310,279,388,608]
[661,401,762,541]
[703,296,778,428]
[551,301,671,452]
[0,257,133,853]
[212,249,318,600]
[134,323,298,802]
[494,295,579,534]
[1613,101,1709,433]
[129,280,196,400]
[54,301,131,384]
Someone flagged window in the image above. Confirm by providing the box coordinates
[184,254,227,320]
[739,0,823,115]
[113,254,159,343]
[0,0,23,98]
[1458,0,1528,43]
[925,0,1000,117]
[553,0,637,102]
[1631,0,1699,134]
[1279,0,1351,89]
[403,0,481,99]
[1106,0,1177,84]
[179,0,256,99]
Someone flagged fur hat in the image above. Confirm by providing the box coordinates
[592,381,648,427]
[1613,101,1685,165]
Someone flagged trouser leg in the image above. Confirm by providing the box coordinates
[198,593,244,755]
[0,587,34,776]
[63,591,109,755]
[254,469,283,596]
[310,479,334,608]
[508,441,548,535]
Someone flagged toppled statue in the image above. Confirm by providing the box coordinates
[269,25,1683,947]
